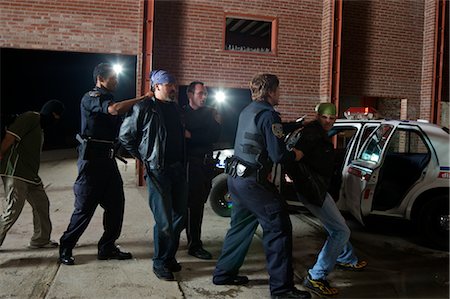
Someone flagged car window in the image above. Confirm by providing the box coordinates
[348,125,377,165]
[360,124,394,163]
[386,129,429,154]
[329,127,358,151]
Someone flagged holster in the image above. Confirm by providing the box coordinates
[224,156,254,178]
[76,134,114,160]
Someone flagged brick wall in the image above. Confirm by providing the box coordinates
[1,0,441,123]
[340,0,428,120]
[152,0,328,121]
[0,0,145,92]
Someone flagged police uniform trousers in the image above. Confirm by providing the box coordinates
[213,175,295,295]
[60,158,125,253]
[186,156,213,250]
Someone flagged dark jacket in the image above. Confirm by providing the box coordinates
[119,97,186,171]
[183,105,221,158]
[286,120,335,207]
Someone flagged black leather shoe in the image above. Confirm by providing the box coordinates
[165,259,182,272]
[188,247,212,260]
[98,247,132,260]
[153,267,175,281]
[59,247,74,265]
[271,288,311,299]
[213,275,249,285]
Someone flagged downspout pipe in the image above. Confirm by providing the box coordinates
[431,0,446,124]
[137,0,154,186]
[331,0,343,114]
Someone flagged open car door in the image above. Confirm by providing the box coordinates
[344,122,398,224]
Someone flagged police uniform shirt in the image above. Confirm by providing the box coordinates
[255,102,295,164]
[80,86,120,141]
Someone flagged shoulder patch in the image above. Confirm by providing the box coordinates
[272,123,284,139]
[88,91,101,97]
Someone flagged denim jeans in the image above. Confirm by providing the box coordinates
[299,193,357,280]
[146,162,188,269]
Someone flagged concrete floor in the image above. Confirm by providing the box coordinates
[0,149,448,298]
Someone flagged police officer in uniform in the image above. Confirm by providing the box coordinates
[212,74,311,299]
[59,63,149,265]
[184,81,221,260]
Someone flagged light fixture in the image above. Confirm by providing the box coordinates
[215,91,226,103]
[113,64,123,75]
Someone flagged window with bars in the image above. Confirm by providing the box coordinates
[224,15,277,54]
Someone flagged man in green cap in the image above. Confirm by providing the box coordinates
[287,102,367,297]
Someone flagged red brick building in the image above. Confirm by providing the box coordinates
[1,0,448,126]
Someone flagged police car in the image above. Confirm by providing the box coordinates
[208,108,450,250]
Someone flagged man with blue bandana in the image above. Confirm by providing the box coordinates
[287,102,367,297]
[120,69,188,281]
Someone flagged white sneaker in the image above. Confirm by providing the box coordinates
[28,240,59,249]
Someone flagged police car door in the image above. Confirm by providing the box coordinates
[344,122,398,224]
[334,122,380,209]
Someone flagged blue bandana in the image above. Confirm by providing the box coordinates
[150,70,176,87]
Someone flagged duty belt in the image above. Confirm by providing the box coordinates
[76,134,115,160]
[224,157,255,178]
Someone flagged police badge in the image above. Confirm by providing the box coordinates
[272,123,284,139]
[89,91,101,97]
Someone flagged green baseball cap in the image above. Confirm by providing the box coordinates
[315,103,337,116]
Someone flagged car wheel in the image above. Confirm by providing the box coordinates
[209,173,232,217]
[417,195,449,251]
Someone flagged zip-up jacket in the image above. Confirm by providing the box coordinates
[119,97,186,171]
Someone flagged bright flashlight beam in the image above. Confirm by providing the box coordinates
[113,64,123,75]
[215,91,226,103]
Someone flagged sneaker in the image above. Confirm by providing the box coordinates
[303,274,338,297]
[336,260,368,271]
[271,288,311,299]
[28,240,59,249]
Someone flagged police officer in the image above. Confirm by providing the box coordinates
[212,74,311,299]
[184,81,221,260]
[59,63,149,265]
